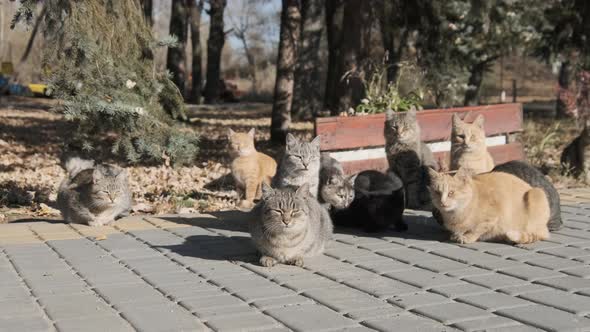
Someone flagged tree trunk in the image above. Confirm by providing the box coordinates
[188,0,204,104]
[324,0,345,114]
[270,0,302,143]
[20,1,47,64]
[141,0,153,27]
[378,0,407,83]
[203,0,227,104]
[332,0,370,115]
[166,0,189,97]
[556,60,573,119]
[292,0,325,120]
[463,62,487,106]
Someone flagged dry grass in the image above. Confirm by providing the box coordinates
[522,116,586,189]
[0,97,313,222]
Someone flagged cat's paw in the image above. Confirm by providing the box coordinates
[287,257,304,267]
[260,256,278,267]
[450,233,472,244]
[88,218,110,227]
[238,200,254,209]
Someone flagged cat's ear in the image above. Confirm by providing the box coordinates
[473,114,485,128]
[228,128,236,138]
[426,167,440,183]
[452,113,462,127]
[386,108,395,121]
[296,183,311,197]
[261,182,274,200]
[347,173,358,186]
[116,168,128,180]
[286,133,297,149]
[247,128,255,138]
[311,136,321,149]
[70,168,94,188]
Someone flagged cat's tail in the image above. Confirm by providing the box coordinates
[63,157,95,176]
[518,187,551,244]
[547,217,564,232]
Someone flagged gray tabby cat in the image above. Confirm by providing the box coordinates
[272,133,321,197]
[561,119,590,183]
[384,107,438,209]
[319,153,355,210]
[57,157,132,226]
[250,183,333,267]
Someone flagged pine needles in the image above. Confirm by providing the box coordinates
[13,0,198,165]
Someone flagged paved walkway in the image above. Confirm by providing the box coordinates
[2,190,590,332]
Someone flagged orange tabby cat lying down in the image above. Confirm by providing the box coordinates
[427,168,550,244]
[228,128,277,208]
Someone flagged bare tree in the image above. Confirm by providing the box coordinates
[226,0,271,94]
[291,0,324,120]
[188,0,204,103]
[203,0,227,103]
[270,0,302,143]
[167,0,189,97]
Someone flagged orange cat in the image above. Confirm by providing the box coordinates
[450,114,494,174]
[427,168,550,244]
[228,128,277,208]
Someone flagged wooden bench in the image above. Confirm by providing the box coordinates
[314,103,524,175]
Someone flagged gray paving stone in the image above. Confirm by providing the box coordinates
[279,274,340,291]
[415,259,470,273]
[179,294,247,312]
[354,259,414,274]
[302,286,389,313]
[0,286,30,300]
[499,265,566,281]
[524,255,587,270]
[497,284,550,296]
[120,304,207,332]
[376,248,442,264]
[540,246,590,259]
[536,276,590,292]
[457,292,533,310]
[452,317,523,332]
[430,283,492,298]
[384,268,464,289]
[496,305,590,331]
[519,289,590,315]
[430,247,496,265]
[0,316,53,332]
[192,303,256,320]
[412,302,494,324]
[154,280,220,301]
[344,306,404,321]
[94,283,169,305]
[342,274,421,298]
[0,297,44,317]
[445,267,494,278]
[388,292,453,309]
[206,313,280,332]
[463,273,529,290]
[39,294,114,320]
[54,315,134,332]
[231,284,297,302]
[363,313,454,332]
[473,257,527,271]
[264,304,358,331]
[251,295,314,309]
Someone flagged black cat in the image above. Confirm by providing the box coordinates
[332,170,407,233]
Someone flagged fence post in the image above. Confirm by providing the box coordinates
[512,79,517,103]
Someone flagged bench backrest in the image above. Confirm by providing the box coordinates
[314,103,524,175]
